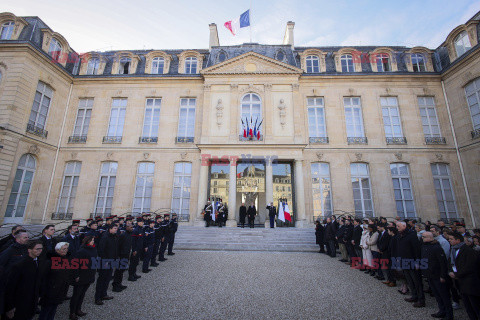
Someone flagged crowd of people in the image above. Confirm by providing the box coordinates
[0,212,178,320]
[315,216,480,320]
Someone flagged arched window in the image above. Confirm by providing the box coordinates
[350,163,374,218]
[185,57,197,74]
[171,162,192,220]
[56,161,82,219]
[151,57,164,74]
[133,162,155,214]
[411,53,426,72]
[94,162,118,216]
[0,21,14,40]
[86,58,99,75]
[390,163,416,218]
[217,51,226,63]
[341,54,354,72]
[5,154,36,221]
[376,53,390,72]
[431,163,457,219]
[311,163,333,217]
[454,31,471,57]
[306,55,319,73]
[240,93,262,138]
[48,38,62,61]
[465,78,480,133]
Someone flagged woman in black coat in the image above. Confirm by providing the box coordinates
[69,236,98,320]
[315,221,325,253]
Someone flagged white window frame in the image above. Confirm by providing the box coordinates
[344,97,365,138]
[171,162,192,217]
[177,98,196,138]
[107,98,127,137]
[376,53,390,72]
[56,161,82,215]
[73,98,93,137]
[411,53,426,72]
[418,96,441,137]
[132,162,155,214]
[48,38,62,60]
[151,57,164,74]
[311,163,333,217]
[454,31,471,57]
[306,55,320,73]
[185,57,197,74]
[391,163,416,218]
[29,81,53,130]
[94,162,117,216]
[0,21,14,40]
[341,54,354,72]
[351,163,374,218]
[307,97,327,138]
[142,98,161,137]
[87,58,99,75]
[431,163,458,219]
[381,97,403,138]
[240,93,262,136]
[5,154,36,219]
[464,78,480,131]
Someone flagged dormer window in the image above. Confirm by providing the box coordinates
[0,21,14,40]
[151,57,164,74]
[306,55,319,73]
[217,51,226,63]
[48,38,62,61]
[185,57,197,74]
[341,54,354,72]
[411,53,426,72]
[276,50,285,62]
[87,58,99,75]
[118,57,131,74]
[454,31,471,57]
[376,53,390,72]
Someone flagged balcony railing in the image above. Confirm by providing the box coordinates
[386,137,407,145]
[471,128,480,139]
[309,137,329,144]
[139,136,158,143]
[347,137,368,144]
[176,136,194,143]
[68,135,87,143]
[425,136,446,145]
[51,212,73,220]
[26,123,48,138]
[239,134,264,141]
[103,136,122,143]
[177,213,190,222]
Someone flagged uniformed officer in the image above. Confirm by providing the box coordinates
[266,202,276,228]
[142,219,155,273]
[96,217,105,234]
[128,217,144,281]
[217,202,226,228]
[204,201,213,227]
[151,215,162,267]
[158,214,170,262]
[167,213,178,255]
[112,219,133,292]
[79,219,92,240]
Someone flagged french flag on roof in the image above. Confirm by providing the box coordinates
[224,10,250,36]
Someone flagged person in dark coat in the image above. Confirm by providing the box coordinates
[167,213,178,255]
[377,223,391,281]
[5,240,45,320]
[247,203,256,228]
[315,221,325,253]
[39,242,71,320]
[112,220,133,292]
[40,224,57,261]
[421,232,453,320]
[396,221,425,308]
[324,217,337,257]
[0,230,29,274]
[0,225,24,253]
[217,202,226,227]
[335,219,348,262]
[343,219,354,263]
[152,215,162,265]
[94,224,119,305]
[351,219,363,259]
[239,203,247,228]
[158,215,170,262]
[384,226,398,287]
[128,218,144,281]
[70,236,98,319]
[142,220,155,273]
[448,231,480,320]
[62,225,80,257]
[204,201,213,227]
[266,202,276,228]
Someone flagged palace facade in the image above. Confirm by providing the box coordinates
[0,11,479,227]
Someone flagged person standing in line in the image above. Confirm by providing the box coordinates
[167,213,178,255]
[112,220,133,292]
[324,217,337,258]
[247,203,256,228]
[62,225,80,257]
[0,225,23,252]
[39,225,57,261]
[151,215,162,266]
[94,224,119,305]
[315,221,325,253]
[266,202,276,228]
[351,219,363,265]
[158,214,170,262]
[128,218,144,281]
[204,201,213,227]
[142,220,155,273]
[239,203,247,228]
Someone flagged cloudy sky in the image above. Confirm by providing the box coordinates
[2,0,479,52]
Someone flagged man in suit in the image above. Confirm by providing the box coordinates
[62,225,81,257]
[448,231,480,319]
[239,203,247,228]
[40,224,57,260]
[247,203,256,228]
[351,219,363,260]
[376,223,390,281]
[0,225,23,253]
[266,202,276,228]
[324,217,337,258]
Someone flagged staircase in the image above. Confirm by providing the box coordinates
[173,226,318,252]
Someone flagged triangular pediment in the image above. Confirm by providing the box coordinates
[201,51,303,75]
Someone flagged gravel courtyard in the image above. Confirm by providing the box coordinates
[54,250,468,320]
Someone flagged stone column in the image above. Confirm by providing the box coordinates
[195,158,209,226]
[294,159,306,227]
[265,159,274,228]
[226,158,237,227]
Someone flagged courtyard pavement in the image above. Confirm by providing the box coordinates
[54,249,468,320]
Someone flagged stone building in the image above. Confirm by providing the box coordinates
[0,11,479,227]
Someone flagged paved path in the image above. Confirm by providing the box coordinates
[55,250,468,320]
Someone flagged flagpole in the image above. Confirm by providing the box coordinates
[249,0,252,42]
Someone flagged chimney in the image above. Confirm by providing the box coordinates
[209,23,220,50]
[283,21,295,48]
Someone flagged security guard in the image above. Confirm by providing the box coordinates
[128,217,144,281]
[151,215,162,267]
[142,219,155,273]
[168,213,178,255]
[158,214,170,262]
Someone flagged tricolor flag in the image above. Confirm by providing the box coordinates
[212,200,216,221]
[224,10,250,36]
[284,203,292,222]
[278,200,285,222]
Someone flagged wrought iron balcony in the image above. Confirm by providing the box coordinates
[177,213,190,222]
[176,136,194,143]
[68,135,87,143]
[26,123,48,138]
[139,136,158,143]
[102,136,122,143]
[471,128,480,139]
[51,212,73,220]
[239,134,264,141]
[347,137,368,144]
[309,137,329,144]
[386,137,407,145]
[425,136,446,145]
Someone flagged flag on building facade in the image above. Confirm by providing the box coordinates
[224,10,250,36]
[278,200,285,222]
[284,203,292,222]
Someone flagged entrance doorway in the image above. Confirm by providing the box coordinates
[236,161,265,225]
[272,162,295,227]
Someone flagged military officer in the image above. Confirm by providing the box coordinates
[204,201,213,227]
[128,217,144,281]
[167,213,178,255]
[266,202,277,228]
[142,219,155,273]
[158,214,170,262]
[151,215,162,266]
